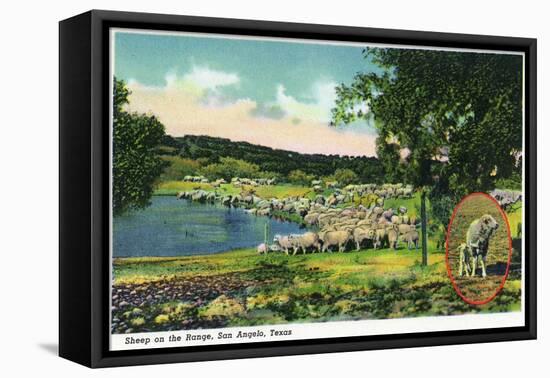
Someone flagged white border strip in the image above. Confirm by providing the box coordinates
[111,27,525,56]
[108,29,115,351]
[112,312,524,351]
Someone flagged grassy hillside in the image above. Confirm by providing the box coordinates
[161,134,384,181]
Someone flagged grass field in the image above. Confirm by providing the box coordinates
[154,181,313,199]
[111,245,521,334]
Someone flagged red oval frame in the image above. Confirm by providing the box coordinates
[445,192,513,305]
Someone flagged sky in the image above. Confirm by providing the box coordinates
[113,30,380,156]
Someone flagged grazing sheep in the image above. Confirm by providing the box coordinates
[387,225,399,249]
[257,243,268,255]
[401,230,419,250]
[273,235,293,255]
[371,206,384,219]
[353,227,375,251]
[374,228,388,249]
[320,230,351,253]
[257,208,271,216]
[356,219,374,228]
[382,208,394,222]
[318,214,336,228]
[466,214,499,277]
[291,232,321,255]
[398,224,415,235]
[304,212,320,226]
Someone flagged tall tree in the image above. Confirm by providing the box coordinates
[113,78,166,216]
[332,48,522,265]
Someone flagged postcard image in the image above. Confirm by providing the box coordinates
[108,29,525,351]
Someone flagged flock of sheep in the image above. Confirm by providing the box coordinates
[182,175,277,187]
[489,189,522,211]
[266,205,419,255]
[177,178,420,255]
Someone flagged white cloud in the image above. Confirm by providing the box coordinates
[274,81,337,123]
[126,66,241,108]
[182,65,239,91]
[311,81,338,113]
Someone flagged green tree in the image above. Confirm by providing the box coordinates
[332,48,522,266]
[200,157,266,181]
[113,78,166,216]
[288,169,315,186]
[158,156,201,181]
[332,168,359,186]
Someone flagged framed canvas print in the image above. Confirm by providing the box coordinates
[59,10,537,368]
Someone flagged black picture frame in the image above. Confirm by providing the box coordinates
[59,9,537,368]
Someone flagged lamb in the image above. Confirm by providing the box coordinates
[457,243,472,277]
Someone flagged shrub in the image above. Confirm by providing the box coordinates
[287,170,315,185]
[201,295,245,319]
[200,157,267,181]
[159,156,201,181]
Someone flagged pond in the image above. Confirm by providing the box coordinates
[112,196,304,257]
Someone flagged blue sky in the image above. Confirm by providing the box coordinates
[113,30,380,156]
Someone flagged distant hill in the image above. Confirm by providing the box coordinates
[161,134,383,182]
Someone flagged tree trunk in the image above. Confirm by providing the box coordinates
[420,189,428,266]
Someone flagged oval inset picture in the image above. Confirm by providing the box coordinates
[446,193,512,305]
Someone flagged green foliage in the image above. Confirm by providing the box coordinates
[175,134,382,182]
[113,78,166,216]
[331,48,523,264]
[287,169,315,185]
[353,193,379,208]
[495,171,522,191]
[199,157,272,181]
[113,78,130,114]
[428,178,459,229]
[332,168,358,186]
[159,156,201,181]
[375,137,407,184]
[332,48,522,196]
